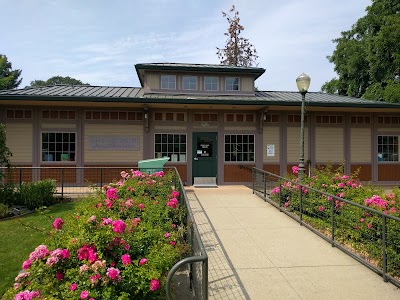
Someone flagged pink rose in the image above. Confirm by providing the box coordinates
[106,188,118,200]
[106,267,121,281]
[22,259,32,270]
[139,258,147,266]
[164,232,170,238]
[121,254,132,266]
[80,290,89,299]
[52,218,64,230]
[112,220,126,234]
[70,283,77,291]
[55,271,64,281]
[150,279,161,291]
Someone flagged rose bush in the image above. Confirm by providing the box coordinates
[3,170,189,300]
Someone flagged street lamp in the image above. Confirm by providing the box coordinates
[296,73,311,183]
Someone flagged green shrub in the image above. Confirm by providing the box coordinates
[3,170,188,300]
[18,179,56,209]
[0,203,9,218]
[0,183,18,206]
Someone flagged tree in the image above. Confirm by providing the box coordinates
[0,124,12,169]
[216,5,258,67]
[322,0,400,102]
[30,76,89,87]
[0,54,22,90]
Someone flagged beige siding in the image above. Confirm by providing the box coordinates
[154,126,187,130]
[351,128,371,162]
[42,123,76,129]
[377,128,400,133]
[287,127,309,162]
[6,123,33,163]
[315,127,344,162]
[263,126,280,162]
[84,124,143,163]
[145,73,160,89]
[224,126,255,131]
[241,77,254,92]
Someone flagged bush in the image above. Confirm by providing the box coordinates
[18,179,57,209]
[3,170,188,300]
[0,183,18,206]
[0,203,9,218]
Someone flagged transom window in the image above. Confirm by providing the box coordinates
[155,134,187,162]
[182,76,197,90]
[204,76,219,91]
[378,135,399,162]
[224,134,255,162]
[161,75,176,90]
[225,77,239,91]
[42,132,76,162]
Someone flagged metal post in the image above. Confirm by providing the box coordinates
[299,184,303,225]
[263,173,266,199]
[100,168,103,188]
[331,195,335,247]
[61,168,64,200]
[19,168,22,188]
[252,168,255,194]
[382,215,388,282]
[298,92,306,183]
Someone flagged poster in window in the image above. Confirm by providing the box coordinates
[267,144,275,157]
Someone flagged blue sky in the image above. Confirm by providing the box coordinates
[2,0,370,92]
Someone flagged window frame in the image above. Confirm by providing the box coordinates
[204,76,219,91]
[224,134,255,162]
[182,75,197,90]
[225,77,240,91]
[154,133,187,162]
[377,135,399,162]
[41,131,76,163]
[160,75,176,90]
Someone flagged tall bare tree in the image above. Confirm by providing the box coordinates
[216,5,258,67]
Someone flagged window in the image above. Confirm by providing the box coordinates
[194,113,218,122]
[316,115,343,124]
[7,109,32,119]
[378,135,399,162]
[42,132,76,162]
[154,134,186,162]
[182,76,197,90]
[224,134,255,162]
[225,77,239,91]
[204,76,219,91]
[161,75,176,89]
[85,111,142,121]
[42,110,75,119]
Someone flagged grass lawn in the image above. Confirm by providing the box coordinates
[0,201,79,297]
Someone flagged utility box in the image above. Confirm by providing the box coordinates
[138,157,170,174]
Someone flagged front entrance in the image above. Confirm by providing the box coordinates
[192,132,218,183]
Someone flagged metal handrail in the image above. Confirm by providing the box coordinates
[251,167,400,288]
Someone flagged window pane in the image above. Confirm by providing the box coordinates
[42,132,76,162]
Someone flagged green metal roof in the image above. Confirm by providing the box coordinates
[1,85,400,109]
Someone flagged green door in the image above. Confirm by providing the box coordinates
[192,132,218,179]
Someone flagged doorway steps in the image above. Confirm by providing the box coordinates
[193,177,217,188]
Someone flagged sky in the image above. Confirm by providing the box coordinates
[2,0,371,92]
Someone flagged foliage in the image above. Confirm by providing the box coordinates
[0,124,12,181]
[216,5,258,67]
[0,182,17,206]
[0,54,22,90]
[322,0,400,102]
[271,164,400,278]
[18,180,57,209]
[0,203,9,218]
[29,76,89,87]
[3,170,188,300]
[0,202,78,297]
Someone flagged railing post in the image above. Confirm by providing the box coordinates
[100,168,103,188]
[382,215,388,282]
[19,168,22,188]
[331,195,335,247]
[299,184,303,225]
[203,259,208,300]
[263,173,267,199]
[61,168,64,200]
[252,168,255,194]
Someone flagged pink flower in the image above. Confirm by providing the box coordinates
[360,218,365,223]
[80,290,89,299]
[338,182,345,188]
[55,271,64,281]
[77,244,97,263]
[132,217,141,226]
[284,202,289,207]
[88,215,96,222]
[138,203,145,210]
[104,199,113,209]
[271,187,280,194]
[165,232,170,238]
[292,166,299,174]
[80,264,90,272]
[367,223,372,229]
[29,245,50,261]
[319,206,324,212]
[70,283,77,291]
[14,290,40,300]
[172,223,177,228]
[171,190,180,198]
[106,188,118,200]
[150,279,161,291]
[121,254,132,266]
[90,274,101,283]
[166,198,179,209]
[106,267,121,281]
[102,218,113,225]
[170,241,176,246]
[327,196,333,202]
[52,218,64,230]
[139,258,148,266]
[22,259,32,270]
[112,220,126,234]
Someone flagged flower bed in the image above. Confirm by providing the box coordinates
[270,165,400,279]
[3,170,189,300]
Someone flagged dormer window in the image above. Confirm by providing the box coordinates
[161,75,176,89]
[182,76,197,90]
[204,76,219,91]
[225,77,240,91]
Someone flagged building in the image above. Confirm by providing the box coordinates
[1,63,400,186]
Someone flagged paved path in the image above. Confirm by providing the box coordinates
[186,185,400,300]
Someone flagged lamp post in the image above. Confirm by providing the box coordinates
[296,73,311,183]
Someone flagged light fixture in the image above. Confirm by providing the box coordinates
[296,73,311,183]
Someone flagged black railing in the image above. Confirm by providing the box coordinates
[0,166,208,299]
[251,167,400,288]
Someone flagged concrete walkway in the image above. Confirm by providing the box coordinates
[186,185,400,300]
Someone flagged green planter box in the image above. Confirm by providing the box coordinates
[138,157,170,174]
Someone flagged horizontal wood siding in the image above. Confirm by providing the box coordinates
[84,124,143,163]
[263,126,280,163]
[315,127,344,162]
[378,164,400,181]
[241,76,253,92]
[6,123,33,163]
[168,164,187,183]
[39,166,76,183]
[351,128,371,162]
[146,73,160,89]
[42,123,76,129]
[224,165,254,182]
[287,127,309,162]
[351,164,372,181]
[263,164,280,175]
[3,166,33,184]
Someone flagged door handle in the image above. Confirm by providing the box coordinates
[194,157,198,161]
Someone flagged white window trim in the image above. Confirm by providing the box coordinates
[41,131,77,163]
[204,76,219,91]
[225,77,240,91]
[161,75,176,90]
[182,75,197,90]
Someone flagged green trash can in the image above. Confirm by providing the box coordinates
[138,157,170,174]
